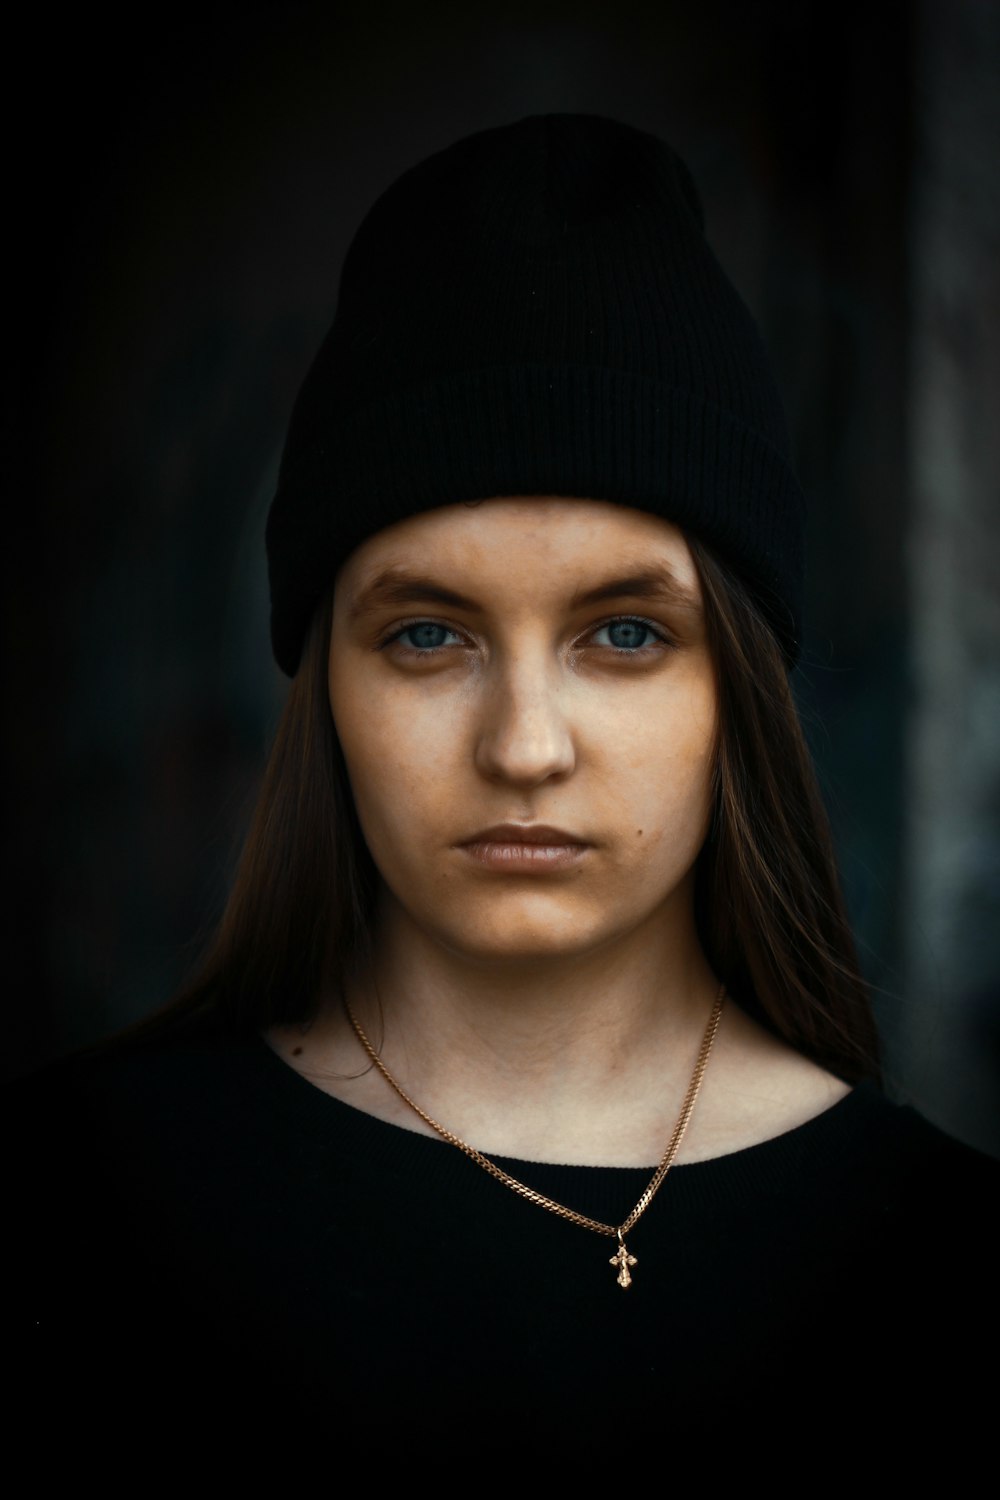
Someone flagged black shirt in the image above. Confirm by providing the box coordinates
[11,1008,999,1461]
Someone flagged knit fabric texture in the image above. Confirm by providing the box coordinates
[266,113,806,675]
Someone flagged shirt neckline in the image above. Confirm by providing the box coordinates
[242,1022,877,1183]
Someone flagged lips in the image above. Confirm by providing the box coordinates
[457,823,589,847]
[455,824,593,873]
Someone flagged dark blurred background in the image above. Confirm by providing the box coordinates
[7,0,999,1154]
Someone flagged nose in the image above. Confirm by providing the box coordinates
[473,649,576,788]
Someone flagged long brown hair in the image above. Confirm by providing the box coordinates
[126,533,880,1084]
[688,536,879,1081]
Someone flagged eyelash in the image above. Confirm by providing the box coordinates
[375,615,674,660]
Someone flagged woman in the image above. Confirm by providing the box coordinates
[15,113,996,1451]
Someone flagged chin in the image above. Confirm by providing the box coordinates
[432,904,633,966]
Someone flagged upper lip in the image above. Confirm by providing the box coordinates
[458,823,589,846]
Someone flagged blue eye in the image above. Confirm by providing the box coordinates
[389,622,460,652]
[592,618,664,652]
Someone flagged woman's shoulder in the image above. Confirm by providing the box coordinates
[851,1077,1000,1206]
[6,1004,250,1157]
[762,1069,1000,1266]
[695,1000,999,1218]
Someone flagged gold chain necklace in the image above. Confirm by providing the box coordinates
[343,982,726,1289]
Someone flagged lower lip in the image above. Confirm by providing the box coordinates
[457,841,591,872]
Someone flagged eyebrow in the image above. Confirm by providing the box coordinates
[347,561,702,620]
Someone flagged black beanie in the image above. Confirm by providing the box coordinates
[266,113,805,675]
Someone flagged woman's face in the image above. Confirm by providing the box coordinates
[328,497,717,965]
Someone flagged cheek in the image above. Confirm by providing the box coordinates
[330,678,459,842]
[607,685,716,853]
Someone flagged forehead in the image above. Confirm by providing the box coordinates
[335,496,698,600]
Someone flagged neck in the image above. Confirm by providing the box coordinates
[266,888,853,1168]
[321,886,722,1165]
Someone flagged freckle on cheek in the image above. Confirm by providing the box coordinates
[637,829,643,837]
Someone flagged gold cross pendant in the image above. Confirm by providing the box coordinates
[609,1237,638,1289]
